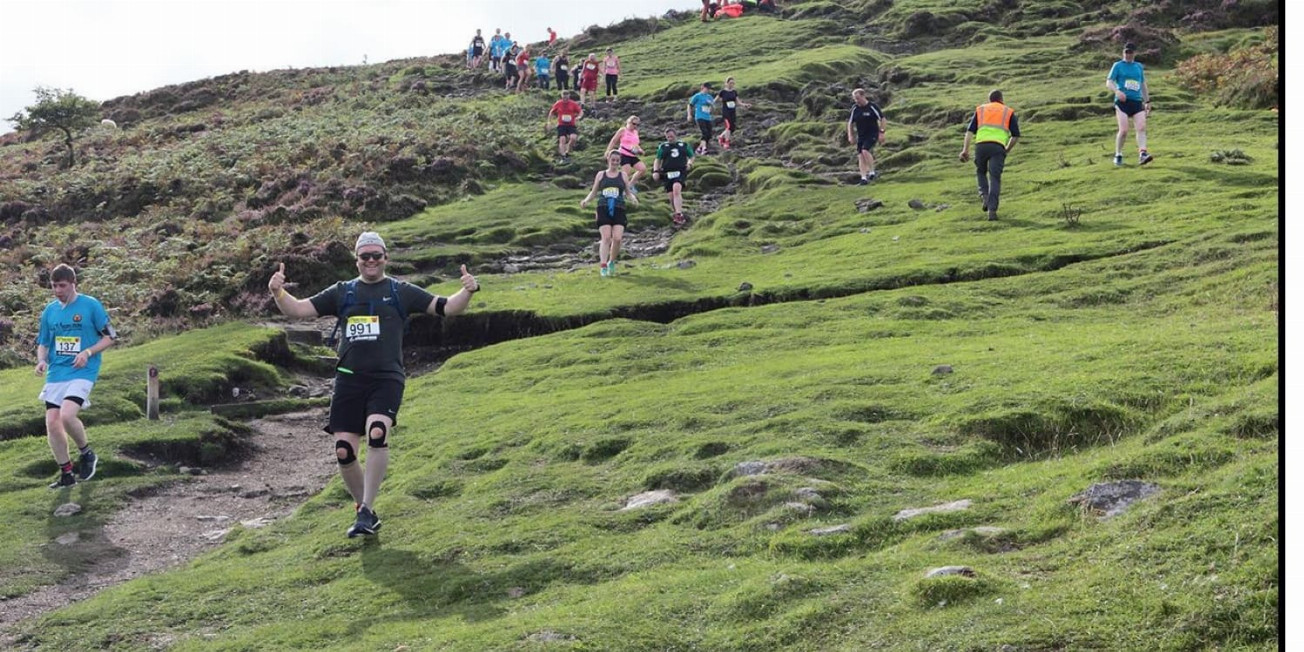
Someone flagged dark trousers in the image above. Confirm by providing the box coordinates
[974,142,1007,211]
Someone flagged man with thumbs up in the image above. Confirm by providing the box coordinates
[269,232,480,538]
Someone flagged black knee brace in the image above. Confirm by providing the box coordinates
[335,440,357,465]
[367,421,388,449]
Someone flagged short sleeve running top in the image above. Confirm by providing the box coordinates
[1107,60,1146,102]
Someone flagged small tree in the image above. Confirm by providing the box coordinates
[8,86,101,168]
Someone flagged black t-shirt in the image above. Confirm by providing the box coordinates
[309,277,435,379]
[472,35,485,49]
[849,101,884,138]
[718,89,739,114]
[556,56,569,74]
[656,140,693,171]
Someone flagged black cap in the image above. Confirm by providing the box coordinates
[1123,42,1137,52]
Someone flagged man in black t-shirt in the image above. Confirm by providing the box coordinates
[269,232,480,538]
[846,88,885,185]
[652,127,695,227]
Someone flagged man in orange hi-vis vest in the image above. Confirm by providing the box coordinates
[959,90,1021,221]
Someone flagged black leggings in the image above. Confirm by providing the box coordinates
[606,74,619,97]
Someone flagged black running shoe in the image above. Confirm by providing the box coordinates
[855,177,869,186]
[1139,151,1155,166]
[347,506,382,538]
[980,192,989,212]
[49,472,76,489]
[76,450,98,481]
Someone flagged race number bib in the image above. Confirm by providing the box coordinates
[54,336,81,356]
[1123,79,1141,91]
[666,170,681,179]
[726,101,736,109]
[562,114,573,123]
[602,188,620,198]
[346,315,380,342]
[670,150,680,158]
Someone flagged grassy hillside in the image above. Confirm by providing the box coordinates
[0,0,1277,649]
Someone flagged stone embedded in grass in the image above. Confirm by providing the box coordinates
[761,244,781,254]
[925,566,976,578]
[855,198,883,212]
[738,282,754,292]
[56,532,80,545]
[937,526,1006,542]
[932,364,954,375]
[676,260,697,269]
[808,523,852,536]
[54,503,81,517]
[894,499,972,522]
[1068,480,1160,519]
[621,489,678,511]
[734,461,768,476]
[908,199,927,210]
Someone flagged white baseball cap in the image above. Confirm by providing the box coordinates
[355,231,387,252]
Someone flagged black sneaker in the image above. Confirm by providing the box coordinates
[1139,151,1155,166]
[346,506,382,538]
[855,177,869,186]
[49,472,76,489]
[987,209,998,221]
[979,192,989,212]
[867,171,878,182]
[76,450,98,481]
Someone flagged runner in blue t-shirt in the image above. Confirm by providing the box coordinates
[36,264,116,488]
[687,82,716,155]
[1106,42,1154,166]
[535,53,552,90]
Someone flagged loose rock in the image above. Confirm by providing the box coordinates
[1068,480,1160,519]
[54,503,82,517]
[932,365,954,375]
[926,566,976,578]
[56,532,80,545]
[808,524,852,536]
[856,198,883,212]
[738,282,754,292]
[621,489,677,511]
[894,499,972,522]
[908,199,927,209]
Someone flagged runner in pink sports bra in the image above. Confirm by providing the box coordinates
[605,115,647,191]
[602,48,621,101]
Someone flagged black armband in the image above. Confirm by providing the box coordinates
[435,296,448,316]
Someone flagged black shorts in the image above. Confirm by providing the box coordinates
[325,373,405,435]
[696,119,713,141]
[856,134,878,153]
[659,168,688,192]
[722,112,737,130]
[1115,99,1145,117]
[557,124,578,137]
[596,205,628,227]
[472,46,484,57]
[619,153,641,167]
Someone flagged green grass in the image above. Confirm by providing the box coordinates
[0,2,1279,649]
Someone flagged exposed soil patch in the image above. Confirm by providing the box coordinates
[0,409,336,645]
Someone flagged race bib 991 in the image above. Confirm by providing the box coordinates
[346,315,380,342]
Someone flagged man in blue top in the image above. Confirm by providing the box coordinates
[488,29,506,72]
[687,82,716,155]
[37,264,116,488]
[535,52,552,90]
[1106,42,1154,166]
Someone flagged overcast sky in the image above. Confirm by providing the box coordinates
[1,0,695,132]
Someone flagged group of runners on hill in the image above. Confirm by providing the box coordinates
[32,38,1155,543]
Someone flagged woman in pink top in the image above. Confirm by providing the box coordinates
[602,48,621,102]
[604,115,647,191]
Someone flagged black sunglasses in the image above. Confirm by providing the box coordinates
[357,252,386,261]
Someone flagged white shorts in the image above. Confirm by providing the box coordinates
[39,379,95,409]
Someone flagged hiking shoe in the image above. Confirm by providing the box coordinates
[599,263,609,277]
[987,209,998,221]
[347,506,381,538]
[672,213,687,228]
[1113,154,1124,167]
[49,472,76,489]
[1139,151,1154,165]
[607,261,617,276]
[979,192,989,212]
[867,171,878,182]
[856,177,869,186]
[76,450,98,481]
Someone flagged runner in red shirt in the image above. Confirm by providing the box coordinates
[515,46,532,93]
[547,91,584,162]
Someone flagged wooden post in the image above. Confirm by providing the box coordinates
[146,365,160,420]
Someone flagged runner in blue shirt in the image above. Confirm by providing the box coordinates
[687,82,716,155]
[1106,42,1154,166]
[535,53,552,90]
[36,264,116,488]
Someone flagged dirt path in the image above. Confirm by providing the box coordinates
[0,409,337,645]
